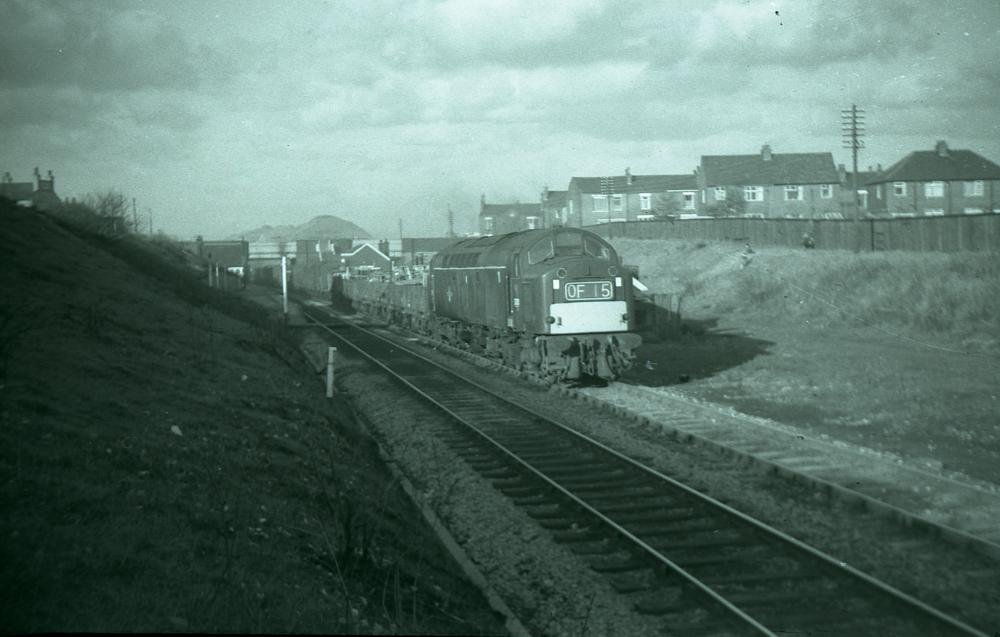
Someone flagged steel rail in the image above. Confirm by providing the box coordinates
[302,305,989,637]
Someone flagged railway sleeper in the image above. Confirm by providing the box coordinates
[476,466,518,479]
[509,448,582,462]
[536,517,589,531]
[551,526,608,543]
[622,514,732,536]
[569,484,659,499]
[507,491,558,505]
[606,508,710,525]
[525,505,580,521]
[591,498,681,514]
[564,539,622,555]
[700,569,819,587]
[545,471,632,486]
[646,534,760,552]
[608,574,656,594]
[589,555,652,574]
[492,477,534,490]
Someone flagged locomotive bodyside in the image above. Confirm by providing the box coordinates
[428,228,640,380]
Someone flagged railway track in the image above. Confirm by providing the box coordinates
[301,303,989,636]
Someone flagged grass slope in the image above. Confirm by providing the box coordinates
[0,204,501,634]
[616,238,1000,351]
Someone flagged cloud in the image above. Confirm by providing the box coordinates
[688,0,931,68]
[0,0,230,92]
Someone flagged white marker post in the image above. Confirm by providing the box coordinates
[281,256,288,316]
[326,347,337,397]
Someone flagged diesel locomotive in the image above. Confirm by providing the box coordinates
[337,227,642,382]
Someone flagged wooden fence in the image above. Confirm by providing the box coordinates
[587,214,1000,252]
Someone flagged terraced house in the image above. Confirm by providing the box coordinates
[864,141,1000,217]
[566,169,700,227]
[698,145,842,218]
[479,196,543,234]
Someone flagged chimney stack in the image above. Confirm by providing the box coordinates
[625,167,633,185]
[761,144,772,161]
[935,140,949,157]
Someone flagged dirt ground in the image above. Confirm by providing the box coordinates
[622,311,1000,488]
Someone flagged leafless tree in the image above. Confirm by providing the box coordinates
[83,189,136,236]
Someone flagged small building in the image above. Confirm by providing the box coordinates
[339,242,391,275]
[865,141,1000,217]
[479,196,543,234]
[1,168,62,211]
[698,145,841,218]
[567,169,699,227]
[540,187,569,227]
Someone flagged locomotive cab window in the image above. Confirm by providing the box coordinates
[584,235,611,260]
[528,238,554,264]
[554,231,584,256]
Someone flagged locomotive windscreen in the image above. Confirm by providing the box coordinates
[527,231,613,264]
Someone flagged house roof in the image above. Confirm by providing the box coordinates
[869,143,1000,183]
[480,202,542,218]
[541,190,568,206]
[844,170,881,187]
[0,182,35,202]
[570,174,697,194]
[342,242,390,260]
[701,152,839,186]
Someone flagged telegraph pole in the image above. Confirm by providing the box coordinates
[447,206,455,238]
[841,104,866,218]
[132,197,138,232]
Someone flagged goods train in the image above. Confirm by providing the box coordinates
[333,227,642,382]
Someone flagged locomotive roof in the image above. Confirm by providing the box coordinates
[433,228,615,268]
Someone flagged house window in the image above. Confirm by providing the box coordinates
[639,193,652,211]
[714,187,726,201]
[526,216,539,229]
[784,185,803,201]
[858,190,868,209]
[683,192,695,210]
[820,184,834,199]
[876,185,883,199]
[568,200,574,216]
[893,182,907,196]
[744,186,763,201]
[963,180,984,196]
[963,207,983,214]
[924,209,945,216]
[611,194,623,212]
[483,216,494,232]
[925,181,944,197]
[592,195,608,212]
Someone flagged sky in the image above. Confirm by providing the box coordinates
[3,0,1000,239]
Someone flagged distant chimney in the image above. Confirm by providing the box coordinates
[625,167,633,185]
[935,140,949,157]
[2,172,11,184]
[877,163,882,172]
[761,144,772,161]
[837,163,846,183]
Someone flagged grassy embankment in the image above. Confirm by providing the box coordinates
[614,238,1000,352]
[0,202,501,634]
